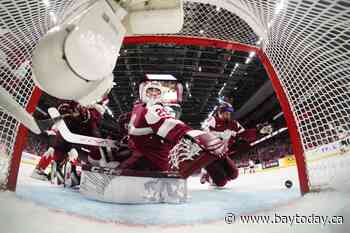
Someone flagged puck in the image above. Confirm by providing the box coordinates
[285,180,293,188]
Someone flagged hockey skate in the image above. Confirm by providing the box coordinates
[200,172,210,184]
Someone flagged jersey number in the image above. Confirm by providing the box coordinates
[155,108,171,118]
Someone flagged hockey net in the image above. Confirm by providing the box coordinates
[0,0,349,192]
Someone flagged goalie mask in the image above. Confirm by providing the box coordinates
[140,81,163,106]
[139,74,184,107]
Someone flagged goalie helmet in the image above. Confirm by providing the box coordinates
[140,81,163,106]
[139,74,184,106]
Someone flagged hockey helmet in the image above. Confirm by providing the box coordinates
[139,74,183,105]
[140,81,163,105]
[218,102,234,113]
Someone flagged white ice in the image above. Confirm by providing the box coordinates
[1,158,350,233]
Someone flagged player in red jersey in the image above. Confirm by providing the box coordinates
[31,101,103,180]
[200,102,243,187]
[118,74,226,178]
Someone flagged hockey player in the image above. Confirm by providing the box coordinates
[205,102,245,150]
[31,101,102,181]
[200,102,243,187]
[118,74,226,178]
[248,158,256,174]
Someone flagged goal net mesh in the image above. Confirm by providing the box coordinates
[0,0,349,191]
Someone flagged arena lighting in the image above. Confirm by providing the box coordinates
[218,83,226,95]
[245,51,256,64]
[229,63,239,77]
[249,51,256,58]
[250,127,288,146]
[245,57,252,64]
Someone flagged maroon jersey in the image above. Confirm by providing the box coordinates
[127,102,191,171]
[63,106,102,137]
[207,115,244,133]
[205,115,245,149]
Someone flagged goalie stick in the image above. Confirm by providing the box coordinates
[48,107,118,148]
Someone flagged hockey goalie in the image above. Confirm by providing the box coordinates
[120,74,227,177]
[78,74,232,204]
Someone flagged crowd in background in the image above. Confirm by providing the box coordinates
[234,131,292,168]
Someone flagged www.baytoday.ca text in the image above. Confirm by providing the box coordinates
[225,213,344,226]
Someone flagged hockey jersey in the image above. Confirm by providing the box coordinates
[207,115,245,135]
[127,102,192,171]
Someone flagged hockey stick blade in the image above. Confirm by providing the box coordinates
[48,107,118,148]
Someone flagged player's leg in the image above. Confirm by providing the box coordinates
[204,159,228,187]
[31,146,55,180]
[202,157,239,187]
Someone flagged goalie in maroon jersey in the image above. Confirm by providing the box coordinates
[118,74,227,181]
[31,101,103,181]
